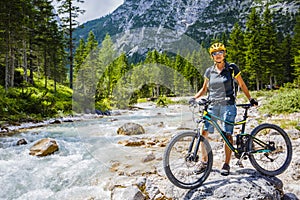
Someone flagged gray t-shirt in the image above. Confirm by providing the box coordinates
[204,62,240,105]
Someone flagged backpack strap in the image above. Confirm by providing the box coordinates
[228,64,235,78]
[228,63,238,97]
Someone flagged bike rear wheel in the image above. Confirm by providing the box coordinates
[248,123,292,176]
[163,131,213,189]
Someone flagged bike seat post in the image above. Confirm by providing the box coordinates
[204,104,209,111]
[243,106,249,119]
[241,106,250,134]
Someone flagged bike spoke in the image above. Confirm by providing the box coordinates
[163,132,213,189]
[249,124,292,176]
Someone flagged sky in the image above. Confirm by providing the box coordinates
[76,0,124,24]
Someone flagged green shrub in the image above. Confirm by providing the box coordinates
[259,88,300,114]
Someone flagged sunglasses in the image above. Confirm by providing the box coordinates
[211,50,224,56]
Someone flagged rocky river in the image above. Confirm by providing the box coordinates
[0,101,299,200]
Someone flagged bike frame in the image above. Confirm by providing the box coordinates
[198,104,250,155]
[197,104,273,155]
[164,103,292,189]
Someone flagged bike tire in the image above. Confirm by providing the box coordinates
[163,131,213,189]
[248,123,292,176]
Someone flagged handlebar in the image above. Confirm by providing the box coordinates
[190,98,253,109]
[236,104,252,109]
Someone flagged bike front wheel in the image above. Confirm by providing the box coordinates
[163,131,213,189]
[248,123,292,176]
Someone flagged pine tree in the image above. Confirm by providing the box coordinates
[1,0,25,90]
[279,34,294,84]
[291,9,300,59]
[57,0,85,89]
[35,0,63,89]
[174,54,185,95]
[97,34,117,99]
[85,31,98,54]
[227,23,246,69]
[74,31,98,77]
[292,9,300,86]
[260,5,278,88]
[159,52,173,96]
[0,0,65,90]
[112,54,132,108]
[188,50,200,92]
[74,38,86,75]
[116,53,130,77]
[47,14,68,92]
[294,50,300,87]
[244,8,262,90]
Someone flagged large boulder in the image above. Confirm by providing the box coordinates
[29,138,59,156]
[117,123,145,135]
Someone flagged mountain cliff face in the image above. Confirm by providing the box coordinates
[74,0,300,56]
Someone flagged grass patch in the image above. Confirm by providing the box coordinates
[265,118,299,130]
[258,88,300,114]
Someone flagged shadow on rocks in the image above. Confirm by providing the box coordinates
[183,168,298,200]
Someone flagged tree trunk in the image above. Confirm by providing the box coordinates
[29,38,34,85]
[44,49,47,88]
[23,40,28,83]
[6,31,15,89]
[9,47,15,88]
[156,84,160,97]
[69,0,73,89]
[269,75,273,90]
[5,50,9,91]
[53,55,57,94]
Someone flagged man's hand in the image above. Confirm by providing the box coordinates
[250,98,258,106]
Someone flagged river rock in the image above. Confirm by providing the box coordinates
[109,113,300,199]
[29,138,59,156]
[292,158,300,181]
[111,185,146,200]
[286,129,300,140]
[50,119,62,124]
[110,167,285,200]
[117,123,145,135]
[16,138,27,145]
[141,152,155,163]
[118,138,145,146]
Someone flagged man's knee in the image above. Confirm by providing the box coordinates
[226,135,233,143]
[202,130,209,138]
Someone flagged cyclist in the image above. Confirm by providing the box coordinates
[189,42,258,176]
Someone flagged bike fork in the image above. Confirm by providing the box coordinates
[188,130,202,162]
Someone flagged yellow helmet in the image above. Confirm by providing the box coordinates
[209,42,226,55]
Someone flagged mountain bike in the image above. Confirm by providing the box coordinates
[163,98,293,189]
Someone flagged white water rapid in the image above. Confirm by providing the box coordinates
[0,103,190,200]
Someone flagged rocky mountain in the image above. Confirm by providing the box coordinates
[74,0,300,57]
